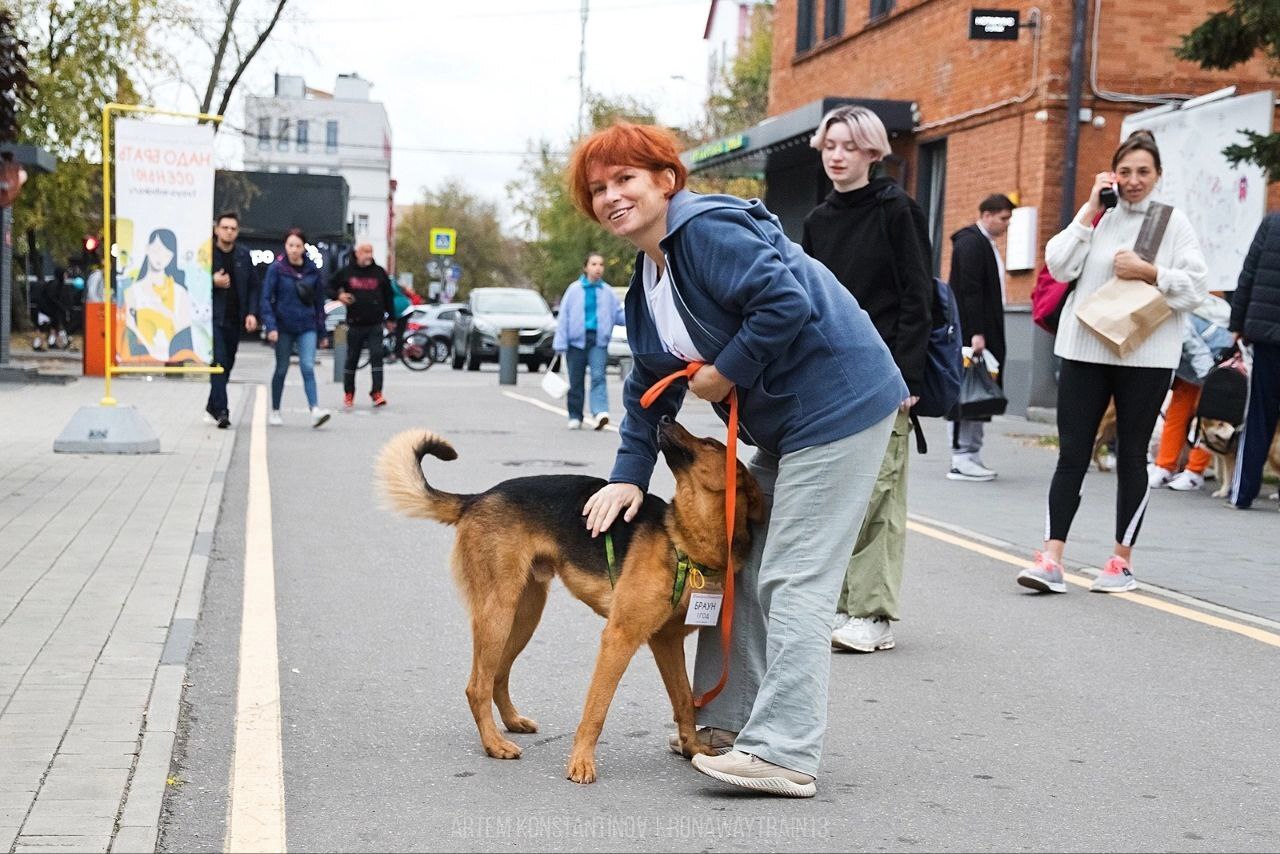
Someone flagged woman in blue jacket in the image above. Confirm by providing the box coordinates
[260,228,330,428]
[570,122,907,798]
[553,252,625,430]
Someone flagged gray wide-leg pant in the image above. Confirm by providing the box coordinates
[692,413,894,776]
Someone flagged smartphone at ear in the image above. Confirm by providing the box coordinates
[1099,184,1119,209]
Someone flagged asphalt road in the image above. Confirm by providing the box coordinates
[159,347,1280,853]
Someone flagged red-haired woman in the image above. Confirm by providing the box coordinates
[570,122,906,797]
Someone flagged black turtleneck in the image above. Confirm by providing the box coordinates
[801,177,934,395]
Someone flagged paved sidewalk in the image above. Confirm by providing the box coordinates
[0,374,242,854]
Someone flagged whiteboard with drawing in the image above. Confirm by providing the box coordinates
[1121,91,1273,292]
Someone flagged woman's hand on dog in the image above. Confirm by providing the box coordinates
[583,483,644,537]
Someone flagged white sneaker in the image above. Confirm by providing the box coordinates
[1147,465,1173,489]
[567,419,582,430]
[593,412,610,431]
[268,411,283,426]
[831,616,895,653]
[1167,470,1205,491]
[311,407,331,428]
[947,458,996,482]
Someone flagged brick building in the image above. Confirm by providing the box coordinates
[685,0,1278,411]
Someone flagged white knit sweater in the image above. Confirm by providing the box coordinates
[1046,198,1207,368]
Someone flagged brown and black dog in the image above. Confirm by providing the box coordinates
[377,418,764,784]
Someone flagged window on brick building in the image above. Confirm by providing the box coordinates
[824,0,844,39]
[869,0,894,21]
[796,0,816,53]
[916,138,948,275]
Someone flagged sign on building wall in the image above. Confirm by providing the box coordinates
[113,119,216,364]
[1121,90,1273,292]
[969,9,1020,40]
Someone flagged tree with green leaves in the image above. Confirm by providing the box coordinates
[395,180,524,302]
[1176,1,1280,180]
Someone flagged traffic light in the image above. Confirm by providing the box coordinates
[83,235,98,253]
[81,235,101,266]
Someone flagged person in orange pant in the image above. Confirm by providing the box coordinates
[1149,378,1213,490]
[1148,296,1234,491]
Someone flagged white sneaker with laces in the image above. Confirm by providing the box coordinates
[311,407,331,428]
[1167,470,1205,491]
[947,458,996,482]
[268,411,283,426]
[567,419,582,430]
[1147,464,1173,489]
[831,616,895,652]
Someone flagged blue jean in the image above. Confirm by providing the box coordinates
[564,331,608,421]
[1230,341,1280,508]
[271,329,318,410]
[693,413,894,776]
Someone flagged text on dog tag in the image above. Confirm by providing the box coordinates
[685,592,723,626]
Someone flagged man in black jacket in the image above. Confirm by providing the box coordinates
[1228,211,1280,510]
[328,242,395,409]
[948,194,1014,482]
[207,211,260,429]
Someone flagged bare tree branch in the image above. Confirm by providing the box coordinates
[213,0,288,122]
[200,0,241,114]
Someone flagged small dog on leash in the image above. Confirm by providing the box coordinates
[377,419,763,784]
[1199,420,1280,499]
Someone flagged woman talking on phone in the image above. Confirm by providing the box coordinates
[1016,130,1206,595]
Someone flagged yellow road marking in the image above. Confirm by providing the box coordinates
[907,519,1280,649]
[502,390,619,431]
[225,385,287,853]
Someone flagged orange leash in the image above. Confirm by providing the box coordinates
[641,362,737,709]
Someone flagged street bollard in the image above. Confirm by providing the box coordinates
[332,323,347,383]
[498,328,519,385]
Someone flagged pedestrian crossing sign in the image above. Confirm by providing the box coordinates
[429,228,457,255]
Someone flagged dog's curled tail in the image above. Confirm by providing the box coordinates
[377,429,464,526]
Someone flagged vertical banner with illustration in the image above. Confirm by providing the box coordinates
[113,119,215,365]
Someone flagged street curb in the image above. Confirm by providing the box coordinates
[109,385,244,853]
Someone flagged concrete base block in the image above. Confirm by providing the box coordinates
[53,406,161,454]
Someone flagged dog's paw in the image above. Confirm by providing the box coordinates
[566,752,597,784]
[1212,485,1229,499]
[684,739,716,758]
[483,738,523,760]
[503,715,538,734]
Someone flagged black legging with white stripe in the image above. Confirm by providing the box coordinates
[1047,359,1172,546]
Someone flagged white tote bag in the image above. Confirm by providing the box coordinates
[540,355,568,400]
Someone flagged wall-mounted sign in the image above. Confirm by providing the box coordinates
[690,134,748,165]
[969,9,1020,40]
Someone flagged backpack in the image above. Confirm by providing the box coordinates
[872,187,962,452]
[1195,349,1249,454]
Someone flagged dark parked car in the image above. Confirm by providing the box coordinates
[404,301,464,363]
[451,288,556,372]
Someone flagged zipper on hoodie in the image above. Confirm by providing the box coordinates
[663,251,727,350]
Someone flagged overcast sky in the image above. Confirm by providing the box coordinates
[154,0,715,232]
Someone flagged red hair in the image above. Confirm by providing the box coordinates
[567,122,688,221]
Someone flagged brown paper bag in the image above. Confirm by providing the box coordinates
[1074,276,1173,357]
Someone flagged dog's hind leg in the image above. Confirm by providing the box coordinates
[648,625,707,759]
[493,578,550,734]
[465,604,524,760]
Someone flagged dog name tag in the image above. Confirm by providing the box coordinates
[685,592,723,626]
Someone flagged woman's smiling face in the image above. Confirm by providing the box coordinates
[588,164,674,249]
